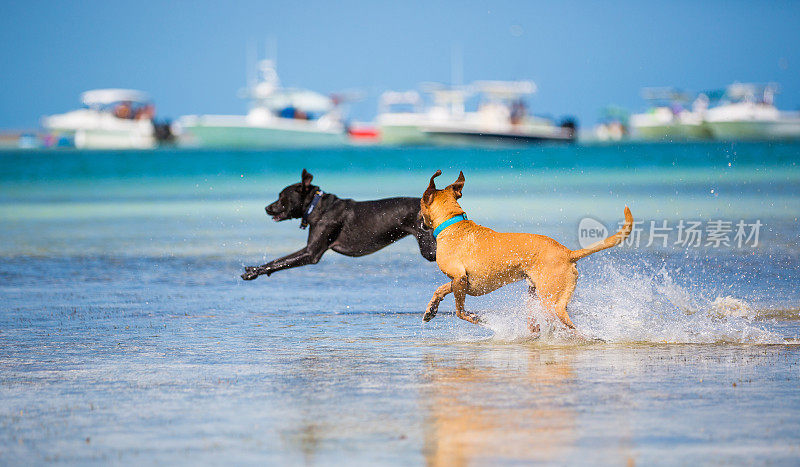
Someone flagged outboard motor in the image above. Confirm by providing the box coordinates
[559,117,578,141]
[153,119,174,145]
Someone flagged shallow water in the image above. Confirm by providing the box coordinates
[1,143,800,464]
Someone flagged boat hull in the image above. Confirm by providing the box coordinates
[423,129,574,146]
[44,109,156,149]
[378,122,573,146]
[179,120,347,149]
[633,123,711,141]
[706,120,800,141]
[72,129,155,149]
[377,124,431,145]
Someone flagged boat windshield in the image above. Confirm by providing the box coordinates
[81,89,154,120]
[379,91,423,114]
[724,83,778,105]
[83,100,155,120]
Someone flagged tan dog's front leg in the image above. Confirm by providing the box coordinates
[526,285,540,333]
[423,282,452,322]
[452,275,480,324]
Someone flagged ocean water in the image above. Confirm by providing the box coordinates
[1,143,799,464]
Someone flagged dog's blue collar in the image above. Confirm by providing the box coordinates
[433,214,468,238]
[300,190,324,229]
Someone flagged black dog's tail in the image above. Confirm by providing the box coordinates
[569,206,633,261]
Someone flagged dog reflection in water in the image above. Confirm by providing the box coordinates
[422,349,577,465]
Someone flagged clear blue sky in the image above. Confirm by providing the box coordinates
[1,0,799,128]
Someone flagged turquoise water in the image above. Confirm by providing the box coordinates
[1,143,800,464]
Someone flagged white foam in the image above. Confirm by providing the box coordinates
[476,261,786,345]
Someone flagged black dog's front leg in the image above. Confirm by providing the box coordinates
[241,245,329,280]
[241,228,333,280]
[240,249,304,280]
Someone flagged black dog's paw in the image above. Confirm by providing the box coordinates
[241,267,260,281]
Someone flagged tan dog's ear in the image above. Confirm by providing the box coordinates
[450,171,465,199]
[301,168,313,188]
[423,170,442,203]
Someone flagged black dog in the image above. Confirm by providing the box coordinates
[241,169,436,280]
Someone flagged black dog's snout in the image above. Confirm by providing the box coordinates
[265,202,280,215]
[266,201,289,221]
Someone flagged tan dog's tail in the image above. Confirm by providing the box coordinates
[569,206,633,261]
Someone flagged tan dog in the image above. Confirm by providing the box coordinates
[420,170,633,331]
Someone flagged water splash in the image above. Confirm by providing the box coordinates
[478,262,786,345]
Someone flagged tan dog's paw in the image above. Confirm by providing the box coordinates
[466,312,482,324]
[457,310,481,324]
[423,300,440,322]
[569,328,591,341]
[527,316,541,334]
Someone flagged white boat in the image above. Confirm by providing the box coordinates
[42,89,157,149]
[176,60,346,149]
[375,90,431,145]
[590,106,629,143]
[376,81,575,146]
[630,88,711,141]
[705,83,800,141]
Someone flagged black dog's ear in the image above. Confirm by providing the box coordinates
[450,171,465,199]
[423,170,442,203]
[301,169,313,188]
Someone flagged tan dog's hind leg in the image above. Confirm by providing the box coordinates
[424,282,452,322]
[534,266,578,329]
[452,275,480,324]
[551,298,576,329]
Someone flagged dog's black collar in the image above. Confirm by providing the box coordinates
[300,190,324,229]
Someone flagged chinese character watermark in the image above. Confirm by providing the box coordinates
[578,218,762,249]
